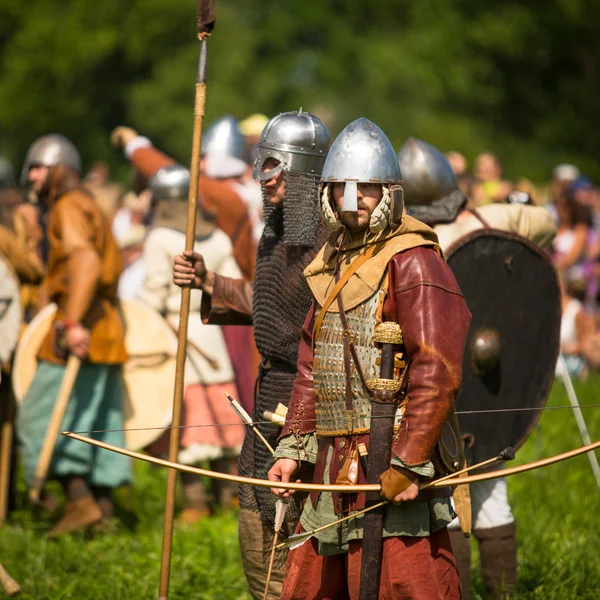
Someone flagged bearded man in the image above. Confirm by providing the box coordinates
[17,134,131,536]
[398,137,557,599]
[267,118,471,599]
[173,110,330,599]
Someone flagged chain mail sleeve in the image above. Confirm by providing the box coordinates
[386,247,471,467]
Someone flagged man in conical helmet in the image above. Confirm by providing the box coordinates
[173,109,331,599]
[399,137,556,249]
[398,138,557,600]
[17,134,131,535]
[135,164,245,522]
[267,118,470,599]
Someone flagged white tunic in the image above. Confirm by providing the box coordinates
[137,226,241,386]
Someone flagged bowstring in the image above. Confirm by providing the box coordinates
[71,402,600,436]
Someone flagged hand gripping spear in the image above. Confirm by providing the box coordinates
[158,2,215,599]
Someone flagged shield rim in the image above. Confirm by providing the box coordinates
[0,250,23,366]
[445,227,561,456]
[11,299,179,450]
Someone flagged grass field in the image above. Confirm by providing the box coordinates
[1,375,599,599]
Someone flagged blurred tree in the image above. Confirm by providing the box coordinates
[0,0,599,183]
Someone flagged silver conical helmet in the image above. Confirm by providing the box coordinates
[149,165,190,202]
[397,138,466,225]
[21,134,81,184]
[252,109,330,181]
[397,138,459,206]
[202,116,245,161]
[321,118,400,212]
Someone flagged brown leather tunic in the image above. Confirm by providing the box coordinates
[281,246,471,513]
[38,189,126,365]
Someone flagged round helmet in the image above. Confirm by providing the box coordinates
[201,116,245,161]
[398,137,466,225]
[149,165,190,202]
[321,117,400,213]
[252,109,330,182]
[397,138,458,206]
[0,157,15,189]
[21,134,81,185]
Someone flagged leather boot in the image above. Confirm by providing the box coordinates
[211,456,239,511]
[178,472,210,525]
[449,528,472,600]
[474,521,517,599]
[47,480,103,538]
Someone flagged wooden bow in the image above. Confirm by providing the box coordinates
[62,432,600,492]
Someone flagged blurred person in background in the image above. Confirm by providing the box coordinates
[557,276,594,379]
[111,172,152,247]
[446,150,475,200]
[240,113,270,158]
[112,124,256,281]
[204,115,265,243]
[239,113,270,241]
[512,178,539,205]
[17,133,131,536]
[472,152,512,206]
[399,137,557,600]
[138,164,244,523]
[553,192,592,282]
[83,160,124,221]
[111,123,257,417]
[549,163,580,204]
[115,224,147,300]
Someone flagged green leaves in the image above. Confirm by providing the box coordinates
[0,0,598,181]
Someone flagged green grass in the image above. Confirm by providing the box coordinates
[1,375,600,599]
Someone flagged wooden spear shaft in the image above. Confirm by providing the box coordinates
[157,32,210,600]
[0,388,17,525]
[29,355,81,503]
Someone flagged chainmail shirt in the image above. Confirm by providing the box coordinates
[238,175,329,528]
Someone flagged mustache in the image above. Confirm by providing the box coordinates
[340,202,369,212]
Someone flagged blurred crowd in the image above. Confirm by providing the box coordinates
[1,117,598,530]
[4,132,600,391]
[445,150,600,379]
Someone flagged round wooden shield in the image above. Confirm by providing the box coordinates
[0,251,22,367]
[12,299,177,450]
[446,229,561,464]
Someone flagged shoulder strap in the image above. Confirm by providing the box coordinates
[466,207,492,229]
[312,243,377,345]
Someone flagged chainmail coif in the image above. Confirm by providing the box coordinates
[238,176,329,529]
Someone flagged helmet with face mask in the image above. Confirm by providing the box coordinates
[397,137,466,226]
[252,109,330,182]
[21,134,81,185]
[320,117,404,233]
[254,110,331,246]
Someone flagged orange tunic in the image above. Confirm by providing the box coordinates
[38,189,126,365]
[130,145,256,280]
